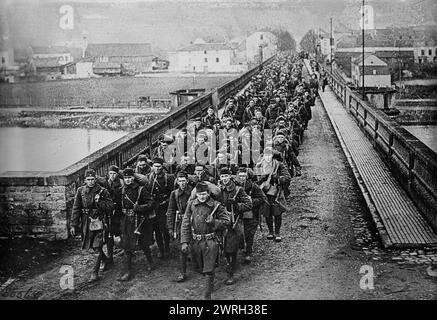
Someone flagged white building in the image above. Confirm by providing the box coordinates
[0,48,14,68]
[246,31,277,64]
[415,46,437,64]
[351,53,391,88]
[317,30,340,62]
[168,39,245,73]
[75,61,94,78]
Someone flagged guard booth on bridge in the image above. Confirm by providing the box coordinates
[169,89,206,109]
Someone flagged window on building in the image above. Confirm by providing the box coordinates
[429,49,432,56]
[1,57,5,64]
[216,57,219,63]
[204,50,207,54]
[204,58,208,63]
[260,34,263,40]
[421,49,425,56]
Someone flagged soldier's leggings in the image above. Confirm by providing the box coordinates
[266,215,282,235]
[225,252,237,275]
[153,213,170,254]
[180,250,188,274]
[243,218,258,256]
[106,237,114,259]
[142,245,153,264]
[93,248,107,274]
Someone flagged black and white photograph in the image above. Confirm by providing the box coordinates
[0,0,436,306]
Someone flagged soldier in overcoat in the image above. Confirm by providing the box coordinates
[235,167,268,264]
[71,169,114,282]
[180,182,230,300]
[255,148,291,242]
[219,167,252,285]
[117,168,157,281]
[143,157,175,258]
[166,171,193,282]
[96,165,123,267]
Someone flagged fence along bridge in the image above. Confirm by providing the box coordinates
[305,60,437,248]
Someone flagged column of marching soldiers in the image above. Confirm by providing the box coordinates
[70,52,320,300]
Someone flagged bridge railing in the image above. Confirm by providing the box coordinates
[323,67,437,231]
[0,56,275,239]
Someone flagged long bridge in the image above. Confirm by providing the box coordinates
[0,55,436,249]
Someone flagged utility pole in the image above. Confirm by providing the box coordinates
[330,17,333,73]
[259,45,264,64]
[362,0,365,100]
[398,38,402,87]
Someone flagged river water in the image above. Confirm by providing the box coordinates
[403,125,437,154]
[0,127,127,173]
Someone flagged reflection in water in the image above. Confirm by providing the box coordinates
[0,127,127,173]
[403,125,437,154]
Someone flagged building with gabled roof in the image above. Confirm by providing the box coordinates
[246,31,277,64]
[85,43,152,57]
[85,43,155,74]
[351,53,391,88]
[335,26,437,64]
[31,46,74,65]
[168,39,245,73]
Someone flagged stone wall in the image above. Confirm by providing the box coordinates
[0,185,68,240]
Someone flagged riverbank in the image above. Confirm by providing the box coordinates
[0,110,166,131]
[0,75,236,108]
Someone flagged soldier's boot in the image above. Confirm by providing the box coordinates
[266,216,275,240]
[295,166,302,177]
[90,253,103,282]
[155,235,165,259]
[204,273,215,300]
[100,249,112,272]
[243,255,252,264]
[225,254,236,285]
[176,252,187,282]
[143,246,155,272]
[117,253,132,282]
[225,270,234,285]
[106,237,115,265]
[274,215,282,243]
[163,233,171,258]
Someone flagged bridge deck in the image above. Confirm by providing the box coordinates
[319,86,437,248]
